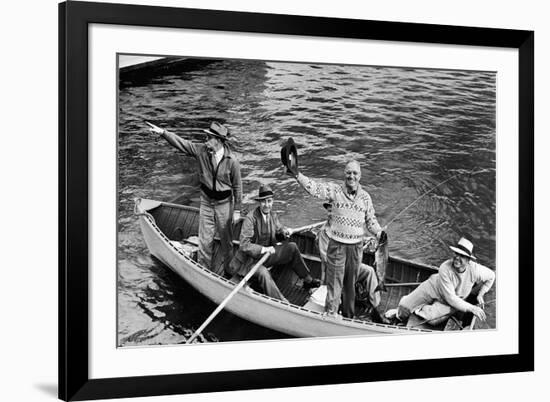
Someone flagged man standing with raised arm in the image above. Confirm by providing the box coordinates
[292,159,386,318]
[149,121,242,275]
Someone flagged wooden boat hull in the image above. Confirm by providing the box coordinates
[136,198,436,337]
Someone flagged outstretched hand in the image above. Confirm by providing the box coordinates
[145,121,165,136]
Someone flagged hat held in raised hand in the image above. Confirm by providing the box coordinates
[280,137,299,177]
[449,237,477,260]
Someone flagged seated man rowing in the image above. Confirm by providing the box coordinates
[386,237,495,326]
[229,184,321,301]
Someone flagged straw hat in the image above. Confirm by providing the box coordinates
[449,237,477,260]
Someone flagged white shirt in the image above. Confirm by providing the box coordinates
[212,147,224,166]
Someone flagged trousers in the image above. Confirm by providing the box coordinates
[325,238,362,318]
[355,263,381,308]
[198,196,233,273]
[241,242,312,301]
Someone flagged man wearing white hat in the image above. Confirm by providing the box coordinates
[388,237,495,325]
[149,121,242,274]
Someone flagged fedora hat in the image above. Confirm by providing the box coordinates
[203,121,231,142]
[253,184,274,201]
[449,237,477,260]
[280,137,298,177]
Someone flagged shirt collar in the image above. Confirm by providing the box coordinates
[343,184,362,198]
[214,147,224,163]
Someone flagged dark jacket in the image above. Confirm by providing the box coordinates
[229,206,284,276]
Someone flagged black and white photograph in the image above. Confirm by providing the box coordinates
[3,0,545,401]
[117,54,497,346]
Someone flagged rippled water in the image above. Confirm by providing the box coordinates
[117,57,496,346]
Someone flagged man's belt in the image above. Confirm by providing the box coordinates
[200,183,231,201]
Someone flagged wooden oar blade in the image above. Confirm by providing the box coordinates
[186,253,270,344]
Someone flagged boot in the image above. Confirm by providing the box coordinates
[371,306,391,324]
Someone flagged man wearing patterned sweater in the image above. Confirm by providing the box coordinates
[294,160,386,318]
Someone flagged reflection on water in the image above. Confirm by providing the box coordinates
[118,57,496,345]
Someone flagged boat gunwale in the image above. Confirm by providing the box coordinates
[139,198,439,273]
[136,198,434,334]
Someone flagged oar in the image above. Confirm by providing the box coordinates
[186,252,270,344]
[288,221,326,236]
[384,282,421,288]
[468,316,477,330]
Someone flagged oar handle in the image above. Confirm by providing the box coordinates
[186,252,270,344]
[385,282,421,288]
[288,220,326,236]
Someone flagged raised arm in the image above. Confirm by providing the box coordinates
[296,173,336,200]
[160,130,201,157]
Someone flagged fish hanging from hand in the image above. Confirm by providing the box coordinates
[375,236,388,292]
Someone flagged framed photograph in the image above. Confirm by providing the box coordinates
[59,1,534,400]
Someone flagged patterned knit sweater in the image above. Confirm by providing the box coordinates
[297,173,382,244]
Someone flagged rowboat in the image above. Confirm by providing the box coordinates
[135,198,460,338]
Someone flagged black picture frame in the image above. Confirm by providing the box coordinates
[59,1,534,400]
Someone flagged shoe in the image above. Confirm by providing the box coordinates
[384,308,405,326]
[322,311,343,320]
[371,307,391,324]
[303,278,322,290]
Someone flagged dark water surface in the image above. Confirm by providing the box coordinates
[118,58,496,346]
